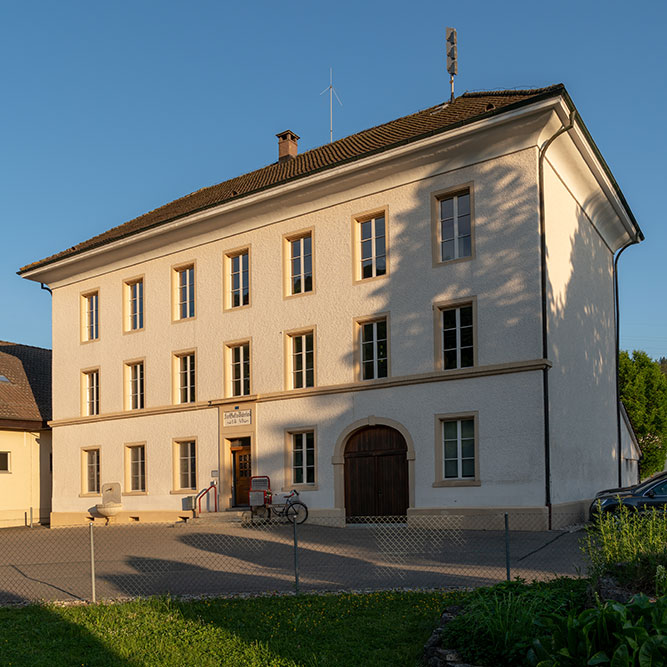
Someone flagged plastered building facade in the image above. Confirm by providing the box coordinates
[0,342,52,527]
[20,85,642,528]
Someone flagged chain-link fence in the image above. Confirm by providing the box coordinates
[0,512,588,605]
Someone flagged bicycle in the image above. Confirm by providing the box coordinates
[253,489,308,524]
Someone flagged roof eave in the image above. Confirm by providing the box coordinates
[19,89,573,278]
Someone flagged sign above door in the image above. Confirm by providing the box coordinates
[223,409,252,427]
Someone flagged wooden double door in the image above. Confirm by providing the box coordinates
[230,438,251,507]
[344,426,409,518]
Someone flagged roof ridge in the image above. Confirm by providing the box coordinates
[0,341,52,352]
[462,84,564,98]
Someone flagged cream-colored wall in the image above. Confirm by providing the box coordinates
[52,409,217,513]
[51,147,542,422]
[46,134,548,520]
[0,429,51,527]
[42,103,636,521]
[256,370,546,510]
[543,155,619,504]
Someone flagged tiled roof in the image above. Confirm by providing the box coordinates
[19,85,565,274]
[0,342,51,424]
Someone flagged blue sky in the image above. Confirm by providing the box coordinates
[1,0,665,358]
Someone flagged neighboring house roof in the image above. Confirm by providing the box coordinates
[20,85,580,275]
[0,341,51,427]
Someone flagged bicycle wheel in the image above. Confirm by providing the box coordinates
[286,501,308,524]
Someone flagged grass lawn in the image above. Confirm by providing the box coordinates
[0,590,462,666]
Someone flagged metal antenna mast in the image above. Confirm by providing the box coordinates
[446,27,458,102]
[320,68,343,143]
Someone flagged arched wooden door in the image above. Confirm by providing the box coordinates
[344,425,409,518]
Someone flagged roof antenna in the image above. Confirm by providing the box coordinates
[446,27,458,102]
[320,67,343,143]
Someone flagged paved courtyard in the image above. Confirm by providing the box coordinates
[0,518,588,605]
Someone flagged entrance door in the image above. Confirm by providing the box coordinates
[344,425,408,518]
[231,438,251,506]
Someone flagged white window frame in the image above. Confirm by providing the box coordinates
[289,331,315,389]
[82,291,99,341]
[83,369,100,416]
[358,316,389,381]
[289,233,313,295]
[125,278,144,332]
[442,418,476,480]
[127,444,146,493]
[84,448,100,494]
[176,352,196,404]
[228,342,251,397]
[291,431,315,486]
[441,304,474,370]
[126,360,145,410]
[0,451,10,473]
[175,265,195,320]
[178,440,197,490]
[437,189,472,263]
[229,250,250,308]
[357,214,387,280]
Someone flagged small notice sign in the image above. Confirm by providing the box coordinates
[223,409,252,427]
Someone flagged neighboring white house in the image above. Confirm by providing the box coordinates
[19,84,642,529]
[0,342,52,527]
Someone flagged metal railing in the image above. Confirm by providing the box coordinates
[195,482,218,515]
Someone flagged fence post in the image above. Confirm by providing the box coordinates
[89,522,97,603]
[292,518,300,594]
[504,513,511,581]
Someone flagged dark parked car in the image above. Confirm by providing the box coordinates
[589,471,667,520]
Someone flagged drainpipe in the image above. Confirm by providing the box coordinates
[614,237,640,486]
[538,109,576,530]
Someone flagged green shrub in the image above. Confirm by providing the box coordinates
[528,594,667,666]
[441,578,588,667]
[583,504,667,592]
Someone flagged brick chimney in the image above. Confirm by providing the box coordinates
[276,130,299,162]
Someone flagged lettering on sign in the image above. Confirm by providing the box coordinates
[223,409,252,427]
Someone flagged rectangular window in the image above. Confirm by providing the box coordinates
[292,431,315,485]
[177,265,195,320]
[360,318,388,380]
[229,343,250,396]
[0,451,10,473]
[229,250,250,308]
[358,214,386,280]
[126,279,144,331]
[290,331,314,389]
[128,445,146,492]
[442,305,474,369]
[290,234,313,295]
[442,419,475,479]
[84,370,100,416]
[126,361,145,410]
[176,353,196,404]
[178,440,197,490]
[86,449,100,494]
[83,291,99,341]
[439,191,471,262]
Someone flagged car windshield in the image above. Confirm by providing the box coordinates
[634,473,667,494]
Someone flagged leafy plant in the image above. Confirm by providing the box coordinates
[583,504,667,592]
[528,594,667,666]
[441,578,588,666]
[619,350,667,477]
[656,565,667,598]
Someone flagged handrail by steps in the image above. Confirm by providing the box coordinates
[195,481,218,516]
